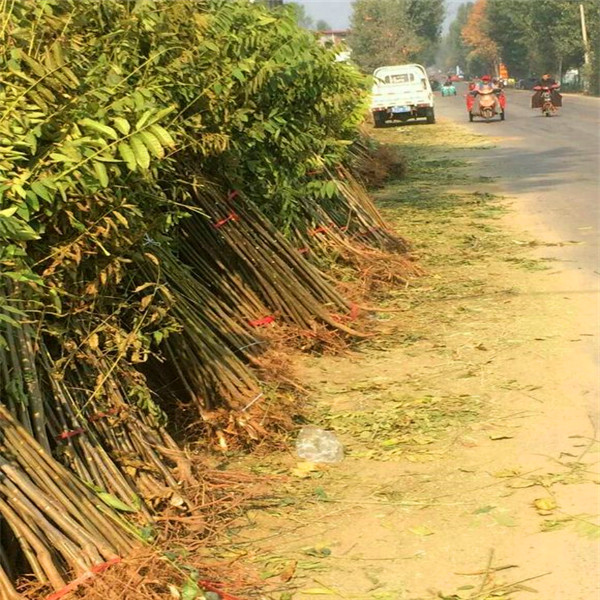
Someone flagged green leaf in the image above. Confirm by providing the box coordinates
[325,181,337,198]
[408,525,435,536]
[574,518,600,540]
[93,161,109,187]
[49,288,62,314]
[118,142,137,171]
[181,578,200,600]
[0,313,21,327]
[130,135,151,169]
[31,181,52,203]
[2,271,44,284]
[16,203,29,220]
[0,207,18,218]
[113,117,131,135]
[79,118,119,140]
[98,492,137,513]
[50,153,78,163]
[148,105,176,124]
[492,511,517,527]
[0,304,26,317]
[473,505,496,515]
[135,109,154,131]
[139,130,164,158]
[203,40,219,53]
[139,525,156,542]
[148,124,175,148]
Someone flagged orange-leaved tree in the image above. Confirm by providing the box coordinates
[461,0,499,75]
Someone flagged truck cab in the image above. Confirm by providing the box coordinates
[371,64,435,127]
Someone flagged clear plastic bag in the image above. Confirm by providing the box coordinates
[295,426,344,464]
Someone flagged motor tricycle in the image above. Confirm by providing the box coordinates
[441,82,457,97]
[466,84,506,122]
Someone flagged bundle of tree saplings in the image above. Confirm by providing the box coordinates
[0,404,136,598]
[0,0,417,594]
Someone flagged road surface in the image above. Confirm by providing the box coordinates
[435,85,600,276]
[435,85,600,435]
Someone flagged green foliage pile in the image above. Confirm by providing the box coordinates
[0,0,413,594]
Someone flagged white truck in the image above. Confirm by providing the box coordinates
[371,64,435,128]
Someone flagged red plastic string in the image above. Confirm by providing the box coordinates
[213,212,239,229]
[88,407,119,422]
[46,558,121,600]
[90,557,121,574]
[309,225,328,236]
[349,303,360,320]
[248,316,275,327]
[56,428,85,441]
[227,190,240,200]
[298,247,309,254]
[199,580,245,600]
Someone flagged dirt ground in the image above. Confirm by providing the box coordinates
[225,120,600,600]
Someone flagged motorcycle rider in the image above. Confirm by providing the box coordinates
[475,74,493,91]
[532,73,562,108]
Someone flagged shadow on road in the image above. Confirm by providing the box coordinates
[473,145,588,194]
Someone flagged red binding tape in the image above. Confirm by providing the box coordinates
[213,212,239,229]
[56,428,85,441]
[309,226,328,236]
[88,407,119,422]
[298,247,309,254]
[349,303,360,320]
[46,557,121,600]
[227,190,240,200]
[248,316,275,327]
[199,580,244,600]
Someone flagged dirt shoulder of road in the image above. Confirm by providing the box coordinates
[224,118,600,600]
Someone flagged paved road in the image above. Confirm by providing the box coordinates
[435,84,600,276]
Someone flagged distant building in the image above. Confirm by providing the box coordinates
[318,29,350,47]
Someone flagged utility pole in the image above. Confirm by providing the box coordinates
[579,3,590,91]
[580,3,590,67]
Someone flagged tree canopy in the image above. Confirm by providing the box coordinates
[442,0,599,92]
[461,0,498,74]
[286,2,314,29]
[349,0,444,72]
[439,2,472,73]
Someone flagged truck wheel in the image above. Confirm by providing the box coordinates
[373,112,386,128]
[426,108,436,124]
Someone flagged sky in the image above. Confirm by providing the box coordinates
[296,0,464,31]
